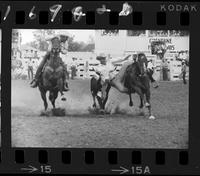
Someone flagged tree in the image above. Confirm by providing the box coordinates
[26,30,95,52]
[82,43,95,52]
[67,36,94,52]
[32,30,55,51]
[68,36,81,51]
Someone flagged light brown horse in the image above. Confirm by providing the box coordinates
[92,53,154,118]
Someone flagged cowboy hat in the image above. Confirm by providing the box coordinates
[45,34,60,41]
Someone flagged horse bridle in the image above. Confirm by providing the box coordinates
[50,36,68,54]
[52,48,61,53]
[137,54,148,76]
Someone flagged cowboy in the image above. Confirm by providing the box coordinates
[92,54,132,96]
[30,35,69,91]
[94,54,131,83]
[146,59,159,88]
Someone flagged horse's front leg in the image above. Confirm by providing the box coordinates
[145,87,152,117]
[102,84,111,109]
[139,95,144,109]
[92,92,97,108]
[134,86,144,109]
[129,92,133,107]
[39,87,48,110]
[58,79,66,101]
[49,91,58,109]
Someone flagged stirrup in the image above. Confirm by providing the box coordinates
[145,102,150,107]
[63,86,69,91]
[30,80,34,85]
[97,91,102,97]
[30,82,38,88]
[153,82,159,88]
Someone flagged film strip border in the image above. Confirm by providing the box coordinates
[0,1,198,175]
[0,2,193,26]
[2,149,190,174]
[0,10,190,26]
[0,9,191,26]
[12,150,188,165]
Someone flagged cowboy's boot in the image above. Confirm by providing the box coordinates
[30,78,38,88]
[63,80,69,91]
[153,81,159,88]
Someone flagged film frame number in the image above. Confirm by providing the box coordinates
[111,165,151,174]
[131,166,151,175]
[40,165,52,174]
[21,165,52,173]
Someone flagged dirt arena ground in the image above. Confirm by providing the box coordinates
[11,79,188,148]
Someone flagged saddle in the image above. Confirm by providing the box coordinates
[43,54,64,73]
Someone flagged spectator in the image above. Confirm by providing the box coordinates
[162,59,169,81]
[147,59,159,88]
[181,60,187,84]
[64,63,69,80]
[27,58,34,80]
[71,57,78,79]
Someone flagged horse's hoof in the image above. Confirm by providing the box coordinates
[149,115,155,120]
[97,92,102,97]
[61,97,66,101]
[145,102,150,107]
[93,104,96,108]
[99,109,105,114]
[129,102,133,107]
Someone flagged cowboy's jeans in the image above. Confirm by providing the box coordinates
[182,71,187,84]
[34,52,50,80]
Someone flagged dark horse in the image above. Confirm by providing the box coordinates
[38,51,66,110]
[124,53,152,117]
[91,53,154,118]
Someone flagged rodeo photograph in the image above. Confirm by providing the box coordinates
[11,29,189,148]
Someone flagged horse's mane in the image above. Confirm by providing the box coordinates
[47,52,62,67]
[137,52,148,66]
[125,62,140,75]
